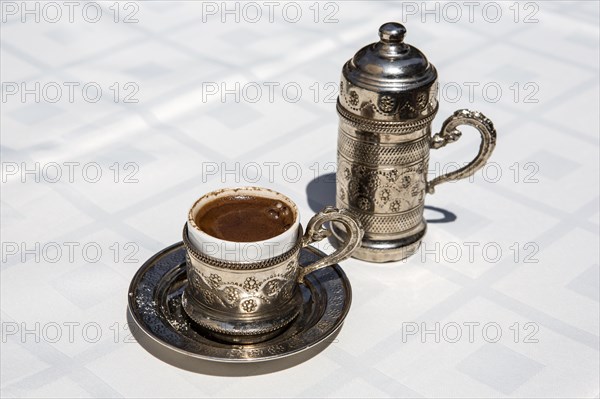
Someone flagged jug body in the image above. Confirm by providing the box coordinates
[334,78,439,262]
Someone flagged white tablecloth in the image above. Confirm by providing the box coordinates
[1,1,599,397]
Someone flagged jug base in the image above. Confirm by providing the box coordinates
[332,223,426,263]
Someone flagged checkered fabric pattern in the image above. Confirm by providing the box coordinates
[1,1,598,398]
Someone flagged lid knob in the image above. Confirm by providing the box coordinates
[341,22,437,96]
[378,22,406,43]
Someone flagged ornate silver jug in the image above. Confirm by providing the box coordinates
[332,22,497,262]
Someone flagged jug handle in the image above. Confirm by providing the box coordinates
[426,109,497,194]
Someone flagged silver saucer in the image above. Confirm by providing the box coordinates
[127,242,352,363]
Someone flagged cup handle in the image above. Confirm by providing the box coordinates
[426,109,497,194]
[296,206,363,284]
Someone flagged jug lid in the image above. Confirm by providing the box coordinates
[343,22,437,92]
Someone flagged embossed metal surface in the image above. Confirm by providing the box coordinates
[180,206,361,342]
[127,243,352,363]
[335,22,497,262]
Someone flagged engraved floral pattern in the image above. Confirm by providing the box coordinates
[190,265,300,312]
[401,175,411,189]
[380,189,390,203]
[365,174,381,190]
[224,286,239,303]
[202,290,215,305]
[209,273,222,288]
[379,95,396,112]
[386,169,399,182]
[241,299,257,313]
[348,90,359,106]
[243,277,259,291]
[390,200,402,212]
[356,196,372,211]
[338,157,428,216]
[336,132,434,234]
